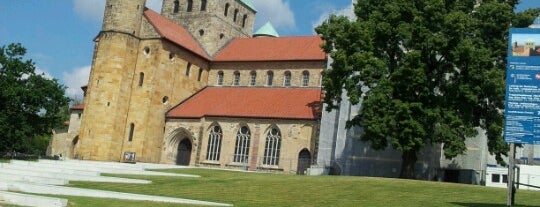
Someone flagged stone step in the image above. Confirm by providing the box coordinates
[2,181,231,206]
[0,172,68,185]
[0,191,67,207]
[9,160,144,173]
[0,168,151,184]
[38,159,145,171]
[0,162,99,176]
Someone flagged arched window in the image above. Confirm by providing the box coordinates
[249,71,257,86]
[187,0,193,12]
[206,125,222,161]
[283,71,291,87]
[186,63,191,77]
[233,71,240,86]
[242,14,248,28]
[263,127,281,166]
[233,9,239,22]
[302,71,310,87]
[234,126,251,163]
[201,0,207,11]
[138,72,144,87]
[173,0,180,13]
[224,3,230,16]
[128,123,135,142]
[266,71,274,86]
[217,71,224,86]
[197,68,203,81]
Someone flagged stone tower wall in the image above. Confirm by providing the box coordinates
[102,0,147,36]
[161,0,256,55]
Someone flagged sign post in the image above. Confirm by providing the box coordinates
[504,27,540,206]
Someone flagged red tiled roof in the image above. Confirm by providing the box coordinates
[167,87,322,120]
[214,36,326,62]
[144,9,211,60]
[71,104,84,110]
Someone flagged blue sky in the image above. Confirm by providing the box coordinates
[0,0,539,99]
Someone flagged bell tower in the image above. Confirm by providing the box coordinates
[161,0,256,55]
[76,0,146,161]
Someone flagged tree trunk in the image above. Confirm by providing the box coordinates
[399,150,418,179]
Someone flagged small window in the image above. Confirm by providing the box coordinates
[302,71,310,87]
[186,63,192,77]
[197,68,203,81]
[502,174,508,183]
[283,71,291,87]
[201,0,207,11]
[220,33,225,39]
[233,71,240,86]
[267,71,274,86]
[199,29,205,36]
[187,0,193,12]
[242,14,248,28]
[143,47,150,56]
[217,71,224,86]
[491,174,500,183]
[128,123,134,142]
[224,3,230,16]
[233,9,239,22]
[249,71,256,86]
[173,0,180,13]
[169,53,175,61]
[162,96,169,104]
[138,72,144,87]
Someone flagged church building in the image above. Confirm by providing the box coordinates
[51,0,325,174]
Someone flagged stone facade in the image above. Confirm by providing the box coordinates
[58,0,325,175]
[162,118,318,173]
[161,0,255,55]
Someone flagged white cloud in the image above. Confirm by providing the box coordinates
[312,4,355,33]
[73,0,162,22]
[63,66,91,100]
[35,67,54,80]
[252,0,295,31]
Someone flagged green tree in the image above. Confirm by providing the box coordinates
[316,0,529,178]
[0,43,69,154]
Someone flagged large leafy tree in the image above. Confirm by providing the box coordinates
[0,43,69,154]
[317,0,535,178]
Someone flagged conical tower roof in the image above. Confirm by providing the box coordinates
[240,0,257,12]
[253,22,280,37]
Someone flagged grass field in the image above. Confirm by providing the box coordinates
[51,168,540,207]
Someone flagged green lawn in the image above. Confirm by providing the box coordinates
[55,168,540,207]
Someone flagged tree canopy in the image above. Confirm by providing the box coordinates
[316,0,538,178]
[0,43,69,154]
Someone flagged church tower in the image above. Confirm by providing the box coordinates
[76,0,146,161]
[161,0,256,55]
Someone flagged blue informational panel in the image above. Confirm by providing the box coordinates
[505,28,540,144]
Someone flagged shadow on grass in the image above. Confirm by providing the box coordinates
[451,202,540,207]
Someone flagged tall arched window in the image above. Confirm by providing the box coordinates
[173,0,180,13]
[186,63,192,77]
[283,71,291,87]
[217,71,224,86]
[233,9,239,22]
[263,127,281,166]
[302,71,310,87]
[266,71,274,86]
[201,0,207,11]
[187,0,193,12]
[242,14,248,28]
[249,71,257,86]
[224,3,230,16]
[234,126,251,163]
[206,125,222,161]
[233,71,240,86]
[128,123,135,142]
[138,72,144,87]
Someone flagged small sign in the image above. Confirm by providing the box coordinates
[123,152,136,163]
[505,28,540,144]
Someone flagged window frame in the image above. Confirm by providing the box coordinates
[233,126,251,163]
[263,127,281,166]
[206,125,222,161]
[283,71,291,87]
[217,71,224,86]
[233,71,240,86]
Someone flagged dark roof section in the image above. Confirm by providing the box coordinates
[167,87,322,120]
